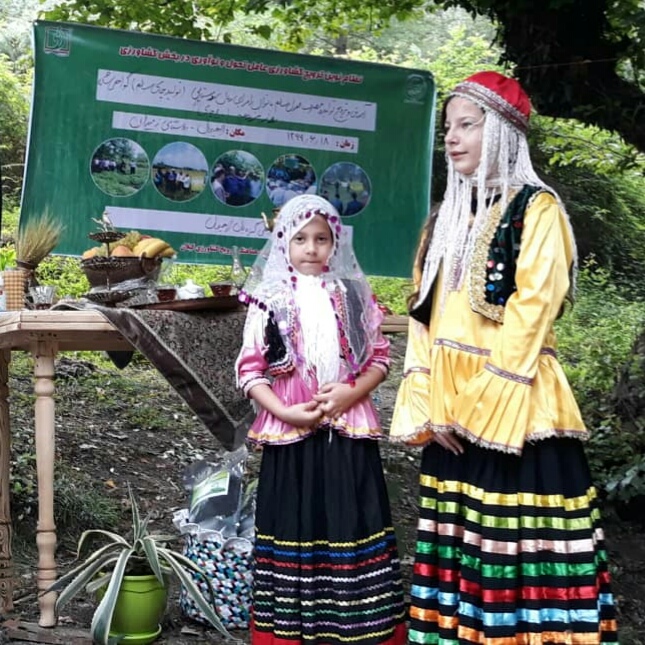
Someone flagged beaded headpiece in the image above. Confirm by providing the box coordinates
[451,71,531,133]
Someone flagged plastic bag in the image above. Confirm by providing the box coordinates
[237,479,258,540]
[185,446,247,537]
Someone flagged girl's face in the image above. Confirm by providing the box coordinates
[444,97,485,176]
[289,214,334,276]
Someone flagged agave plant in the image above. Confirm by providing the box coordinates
[45,483,231,644]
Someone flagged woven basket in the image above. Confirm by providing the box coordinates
[179,534,253,630]
[81,256,162,288]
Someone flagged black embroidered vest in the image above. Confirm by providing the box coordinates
[468,185,543,323]
[410,184,544,325]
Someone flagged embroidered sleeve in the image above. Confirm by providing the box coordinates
[234,305,271,397]
[390,317,434,445]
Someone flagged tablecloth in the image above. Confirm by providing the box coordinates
[53,301,253,451]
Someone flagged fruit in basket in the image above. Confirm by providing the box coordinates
[133,237,176,259]
[113,230,143,251]
[82,247,100,259]
[110,244,135,257]
[81,230,175,261]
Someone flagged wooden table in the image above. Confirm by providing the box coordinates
[0,310,132,628]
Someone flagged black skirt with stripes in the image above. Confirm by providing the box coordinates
[251,430,407,645]
[408,437,617,644]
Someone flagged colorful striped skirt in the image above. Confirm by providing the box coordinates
[252,431,407,645]
[409,437,618,644]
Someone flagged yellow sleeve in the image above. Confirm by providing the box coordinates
[453,192,573,452]
[390,317,435,445]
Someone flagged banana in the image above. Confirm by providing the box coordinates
[134,237,160,254]
[133,238,155,256]
[140,239,171,258]
[159,246,176,258]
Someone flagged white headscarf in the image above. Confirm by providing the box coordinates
[239,194,381,385]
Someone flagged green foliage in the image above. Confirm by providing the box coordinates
[12,459,120,535]
[0,0,45,73]
[52,471,122,535]
[1,204,20,239]
[0,53,29,204]
[37,255,92,297]
[555,260,645,494]
[368,277,411,315]
[543,167,645,290]
[556,259,645,410]
[0,243,15,270]
[157,261,230,290]
[537,117,645,177]
[42,0,421,47]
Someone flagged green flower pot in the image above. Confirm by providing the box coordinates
[97,574,168,644]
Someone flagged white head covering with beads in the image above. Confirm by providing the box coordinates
[414,71,577,312]
[239,194,380,387]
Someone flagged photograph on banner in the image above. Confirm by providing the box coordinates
[319,162,372,217]
[266,154,317,208]
[211,151,265,207]
[90,138,150,197]
[21,21,436,277]
[151,142,209,203]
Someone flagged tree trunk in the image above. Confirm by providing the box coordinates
[492,0,645,151]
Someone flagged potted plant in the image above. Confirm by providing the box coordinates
[15,212,64,281]
[44,484,232,645]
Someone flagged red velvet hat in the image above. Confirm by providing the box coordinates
[451,71,531,133]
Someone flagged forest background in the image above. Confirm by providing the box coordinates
[1,0,645,641]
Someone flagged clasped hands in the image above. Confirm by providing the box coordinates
[281,382,355,428]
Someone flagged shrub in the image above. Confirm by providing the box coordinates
[555,259,645,497]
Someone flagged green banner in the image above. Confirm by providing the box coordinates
[22,21,436,277]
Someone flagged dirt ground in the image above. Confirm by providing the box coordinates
[2,334,644,643]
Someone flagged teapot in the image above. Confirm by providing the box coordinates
[176,279,205,300]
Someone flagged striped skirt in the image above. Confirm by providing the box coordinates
[251,431,407,645]
[409,437,618,644]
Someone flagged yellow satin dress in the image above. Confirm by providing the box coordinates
[391,191,587,454]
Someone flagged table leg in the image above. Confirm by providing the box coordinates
[33,342,57,627]
[0,349,13,613]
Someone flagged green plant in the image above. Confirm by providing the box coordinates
[16,211,64,267]
[0,244,16,271]
[36,256,90,297]
[45,483,231,644]
[368,276,412,315]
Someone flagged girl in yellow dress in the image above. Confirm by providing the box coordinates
[391,71,618,644]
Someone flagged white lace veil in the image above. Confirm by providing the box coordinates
[413,75,577,312]
[240,194,381,381]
